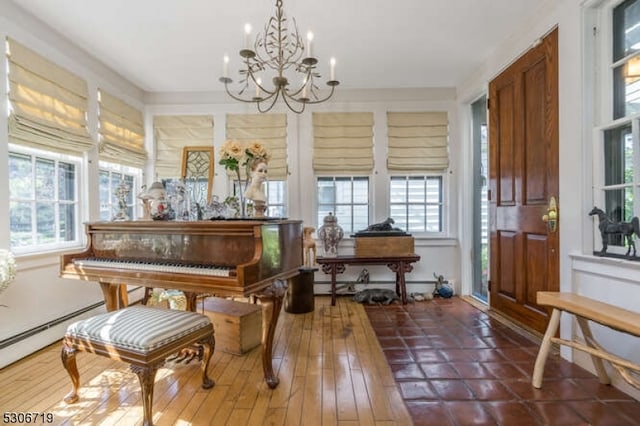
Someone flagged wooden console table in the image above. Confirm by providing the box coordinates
[316,254,421,306]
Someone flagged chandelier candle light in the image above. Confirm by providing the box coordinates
[220,0,339,114]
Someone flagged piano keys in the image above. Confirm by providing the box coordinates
[60,219,303,389]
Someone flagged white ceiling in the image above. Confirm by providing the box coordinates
[9,0,547,93]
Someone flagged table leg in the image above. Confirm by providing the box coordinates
[387,261,412,305]
[320,263,340,306]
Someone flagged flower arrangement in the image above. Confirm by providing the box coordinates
[0,249,17,296]
[218,140,270,216]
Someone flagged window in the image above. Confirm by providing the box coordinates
[390,176,443,233]
[265,181,286,218]
[232,180,287,218]
[317,177,369,234]
[9,146,80,251]
[593,0,640,254]
[98,162,141,221]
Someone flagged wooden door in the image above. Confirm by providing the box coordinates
[488,28,559,334]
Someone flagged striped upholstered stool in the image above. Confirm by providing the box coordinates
[61,306,215,426]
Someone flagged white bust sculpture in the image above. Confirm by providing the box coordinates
[244,160,268,203]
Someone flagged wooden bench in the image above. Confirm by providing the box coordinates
[61,306,215,426]
[533,291,640,390]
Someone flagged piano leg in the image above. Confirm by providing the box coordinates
[254,280,288,389]
[99,282,121,311]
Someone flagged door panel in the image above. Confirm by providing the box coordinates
[489,28,559,334]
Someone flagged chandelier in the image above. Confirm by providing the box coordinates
[219,0,339,114]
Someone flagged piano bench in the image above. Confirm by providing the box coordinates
[60,306,215,426]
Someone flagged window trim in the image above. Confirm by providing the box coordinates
[8,144,84,255]
[388,173,448,237]
[590,0,640,256]
[315,175,370,235]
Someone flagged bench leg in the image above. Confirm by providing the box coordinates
[532,308,561,388]
[200,334,216,389]
[576,316,611,385]
[61,343,80,404]
[131,363,162,426]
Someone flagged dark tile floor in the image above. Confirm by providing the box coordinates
[364,296,640,426]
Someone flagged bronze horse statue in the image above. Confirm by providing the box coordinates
[588,207,640,257]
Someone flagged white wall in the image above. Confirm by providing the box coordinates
[0,0,146,368]
[456,0,640,399]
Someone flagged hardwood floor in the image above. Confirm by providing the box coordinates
[0,296,413,425]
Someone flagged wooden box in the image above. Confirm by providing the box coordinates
[200,297,262,355]
[354,236,415,257]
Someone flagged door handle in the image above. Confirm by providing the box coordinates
[542,196,558,232]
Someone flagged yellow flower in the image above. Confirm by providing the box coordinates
[219,140,244,161]
[246,141,269,161]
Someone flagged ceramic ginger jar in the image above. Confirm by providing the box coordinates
[318,212,344,257]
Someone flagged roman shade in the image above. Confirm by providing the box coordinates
[225,113,288,180]
[6,38,93,154]
[312,112,374,172]
[98,90,147,168]
[387,112,449,171]
[153,115,214,179]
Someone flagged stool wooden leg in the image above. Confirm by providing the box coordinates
[131,363,161,426]
[61,342,80,404]
[199,334,216,389]
[532,308,561,388]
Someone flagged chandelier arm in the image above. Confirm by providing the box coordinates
[300,83,339,105]
[280,90,306,114]
[220,78,276,104]
[257,89,283,113]
[246,70,276,96]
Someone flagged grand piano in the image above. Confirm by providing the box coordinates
[60,219,303,389]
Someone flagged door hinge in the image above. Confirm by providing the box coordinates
[487,189,492,201]
[487,280,491,291]
[486,98,490,110]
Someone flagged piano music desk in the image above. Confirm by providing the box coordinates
[317,254,421,306]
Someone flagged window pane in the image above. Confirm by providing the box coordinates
[352,178,369,203]
[408,177,424,203]
[335,177,352,203]
[604,125,633,186]
[9,153,32,199]
[352,205,368,232]
[613,64,640,118]
[317,178,335,204]
[390,178,407,203]
[426,177,443,203]
[124,175,134,205]
[36,202,55,244]
[58,162,76,201]
[408,204,425,232]
[335,205,353,234]
[390,204,407,229]
[389,175,443,233]
[10,201,32,247]
[614,0,640,61]
[426,204,443,232]
[35,158,55,200]
[59,204,76,241]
